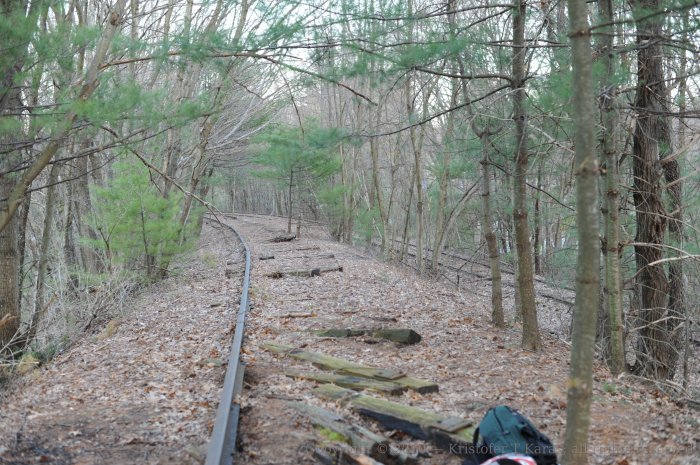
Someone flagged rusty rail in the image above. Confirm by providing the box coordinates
[204,216,251,465]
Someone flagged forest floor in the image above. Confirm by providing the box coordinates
[232,215,698,465]
[0,221,245,464]
[0,215,698,465]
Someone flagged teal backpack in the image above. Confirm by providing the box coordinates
[470,406,558,465]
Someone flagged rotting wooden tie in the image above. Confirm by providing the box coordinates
[284,370,406,395]
[269,234,296,242]
[265,265,343,279]
[314,384,475,457]
[262,342,438,394]
[312,328,422,345]
[288,402,418,465]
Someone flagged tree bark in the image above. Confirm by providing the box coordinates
[431,81,458,272]
[0,0,32,348]
[562,0,599,462]
[533,162,543,274]
[630,0,684,380]
[480,132,505,327]
[512,0,541,350]
[598,0,625,375]
[26,163,61,345]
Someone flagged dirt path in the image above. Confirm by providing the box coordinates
[0,222,245,465]
[232,215,698,465]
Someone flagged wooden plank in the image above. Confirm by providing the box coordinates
[289,402,418,465]
[314,442,384,465]
[275,312,317,318]
[266,266,343,279]
[312,328,422,345]
[340,367,405,381]
[314,384,475,457]
[313,329,366,338]
[269,234,296,242]
[371,329,421,345]
[285,370,406,395]
[262,342,438,394]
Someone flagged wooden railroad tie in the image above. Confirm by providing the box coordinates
[268,233,296,242]
[285,370,406,396]
[265,265,343,279]
[312,328,422,345]
[262,342,438,394]
[314,384,475,457]
[288,402,418,465]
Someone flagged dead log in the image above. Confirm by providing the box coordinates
[266,266,343,279]
[269,234,296,243]
[259,255,275,260]
[312,328,422,345]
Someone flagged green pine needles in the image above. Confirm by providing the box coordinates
[88,160,195,281]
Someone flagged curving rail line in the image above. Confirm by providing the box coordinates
[204,216,251,465]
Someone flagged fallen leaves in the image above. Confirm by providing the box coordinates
[0,224,246,464]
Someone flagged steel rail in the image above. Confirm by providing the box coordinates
[204,217,252,465]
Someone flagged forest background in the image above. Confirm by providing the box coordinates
[0,0,699,461]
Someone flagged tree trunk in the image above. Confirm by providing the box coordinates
[533,162,543,274]
[630,0,684,380]
[287,168,294,234]
[598,0,625,375]
[400,168,414,263]
[0,160,21,348]
[431,81,458,272]
[76,151,101,274]
[17,189,32,303]
[678,8,690,388]
[0,0,32,348]
[63,177,80,291]
[369,105,387,252]
[26,163,61,345]
[512,0,541,350]
[562,0,599,462]
[481,133,504,327]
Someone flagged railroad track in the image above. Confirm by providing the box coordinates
[201,213,573,464]
[204,216,252,465]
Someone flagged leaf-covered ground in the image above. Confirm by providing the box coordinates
[0,222,244,464]
[232,215,699,465]
[0,215,697,465]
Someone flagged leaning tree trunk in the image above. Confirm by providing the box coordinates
[512,0,541,350]
[630,0,684,381]
[562,0,600,462]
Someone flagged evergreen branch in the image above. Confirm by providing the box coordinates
[0,0,128,234]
